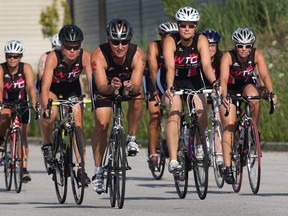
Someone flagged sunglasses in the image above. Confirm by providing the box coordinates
[236,44,252,49]
[110,40,130,46]
[62,44,81,50]
[179,24,197,29]
[7,55,21,59]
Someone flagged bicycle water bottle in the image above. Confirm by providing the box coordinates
[181,122,189,150]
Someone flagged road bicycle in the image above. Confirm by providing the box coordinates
[146,102,169,180]
[0,100,39,193]
[45,95,91,205]
[100,91,143,209]
[207,91,224,188]
[228,93,275,194]
[171,88,212,200]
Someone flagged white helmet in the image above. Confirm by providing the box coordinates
[232,28,256,44]
[158,22,179,36]
[175,6,200,22]
[4,40,24,54]
[51,34,61,48]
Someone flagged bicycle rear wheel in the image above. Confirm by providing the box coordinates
[232,125,243,193]
[52,128,68,204]
[13,127,23,193]
[192,122,209,200]
[70,125,85,205]
[174,148,188,199]
[4,129,13,191]
[247,120,261,194]
[148,140,166,180]
[115,127,126,209]
[211,121,224,188]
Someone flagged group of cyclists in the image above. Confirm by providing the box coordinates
[0,5,277,197]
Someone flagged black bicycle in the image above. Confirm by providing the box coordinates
[100,91,142,209]
[172,88,212,200]
[0,101,39,193]
[46,96,90,205]
[228,93,275,194]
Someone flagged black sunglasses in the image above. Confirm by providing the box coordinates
[179,24,197,29]
[110,40,130,46]
[62,44,81,50]
[236,44,252,49]
[6,55,22,59]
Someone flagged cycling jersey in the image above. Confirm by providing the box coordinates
[1,62,27,100]
[227,48,258,93]
[52,49,83,83]
[49,49,84,99]
[91,43,137,109]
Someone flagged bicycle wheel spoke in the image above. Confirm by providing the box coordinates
[4,130,13,191]
[174,149,188,199]
[148,141,166,180]
[14,128,23,193]
[232,125,243,193]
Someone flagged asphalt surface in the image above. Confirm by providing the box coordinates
[0,139,288,216]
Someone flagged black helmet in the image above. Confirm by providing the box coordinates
[106,18,133,41]
[59,24,84,44]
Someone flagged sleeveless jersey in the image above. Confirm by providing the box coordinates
[100,43,137,83]
[52,49,84,83]
[172,33,202,80]
[1,62,27,100]
[228,48,256,85]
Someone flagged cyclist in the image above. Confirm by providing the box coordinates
[90,18,145,193]
[200,29,224,168]
[41,24,92,185]
[163,6,217,174]
[0,40,37,183]
[219,27,278,184]
[144,21,178,170]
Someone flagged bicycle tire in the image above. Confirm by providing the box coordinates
[148,140,166,180]
[4,129,13,191]
[174,148,188,199]
[232,124,243,193]
[69,124,85,205]
[115,127,126,209]
[13,127,23,193]
[107,130,116,207]
[247,120,261,194]
[192,121,209,200]
[52,127,68,204]
[211,120,224,188]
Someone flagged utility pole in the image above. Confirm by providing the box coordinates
[99,0,106,44]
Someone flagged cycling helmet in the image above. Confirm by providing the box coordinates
[4,40,24,54]
[158,22,179,36]
[232,27,256,44]
[200,29,221,43]
[106,18,133,40]
[51,34,61,48]
[175,6,200,22]
[59,24,84,44]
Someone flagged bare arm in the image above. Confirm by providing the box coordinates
[81,50,92,95]
[37,53,48,80]
[220,52,232,98]
[23,63,37,108]
[147,41,159,90]
[41,51,57,108]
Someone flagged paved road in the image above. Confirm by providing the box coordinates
[0,143,288,216]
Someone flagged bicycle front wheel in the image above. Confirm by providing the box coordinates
[211,120,224,188]
[148,140,166,180]
[13,127,24,193]
[4,129,13,191]
[69,125,85,205]
[52,128,68,204]
[247,120,261,194]
[232,125,243,193]
[192,122,209,200]
[115,127,126,209]
[174,149,188,199]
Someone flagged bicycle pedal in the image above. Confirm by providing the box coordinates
[126,165,132,170]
